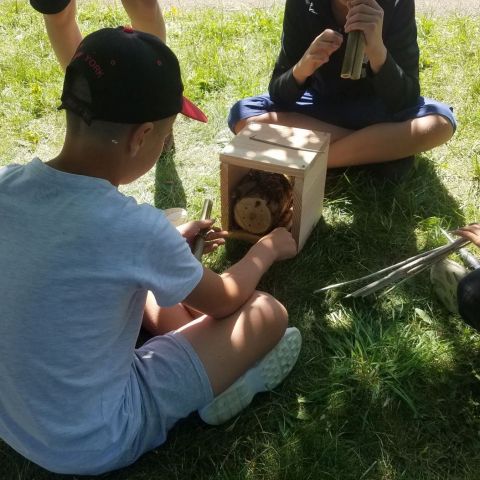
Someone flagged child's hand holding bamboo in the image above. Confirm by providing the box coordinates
[344,0,386,74]
[455,224,480,248]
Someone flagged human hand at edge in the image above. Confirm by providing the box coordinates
[257,227,298,262]
[177,220,228,255]
[345,0,387,73]
[454,223,480,249]
[293,29,344,86]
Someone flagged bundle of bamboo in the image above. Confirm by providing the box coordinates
[341,31,365,80]
[315,236,472,298]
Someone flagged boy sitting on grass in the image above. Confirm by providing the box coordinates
[0,27,301,476]
[229,0,456,181]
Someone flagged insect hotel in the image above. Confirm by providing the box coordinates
[220,122,330,252]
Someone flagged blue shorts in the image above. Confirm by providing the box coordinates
[228,91,457,133]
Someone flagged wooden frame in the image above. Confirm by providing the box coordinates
[220,123,330,251]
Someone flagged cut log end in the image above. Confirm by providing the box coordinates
[231,170,293,235]
[234,197,273,234]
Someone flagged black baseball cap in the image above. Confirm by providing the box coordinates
[59,26,207,124]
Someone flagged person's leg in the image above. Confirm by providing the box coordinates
[177,291,289,396]
[142,291,196,335]
[328,114,454,168]
[142,290,291,394]
[121,0,166,42]
[138,290,300,428]
[231,93,455,178]
[234,111,351,142]
[33,0,82,70]
[457,269,480,331]
[236,111,453,168]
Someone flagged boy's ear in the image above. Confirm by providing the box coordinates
[128,122,154,157]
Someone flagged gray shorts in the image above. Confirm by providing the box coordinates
[104,331,213,473]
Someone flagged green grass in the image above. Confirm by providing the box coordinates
[1,1,480,479]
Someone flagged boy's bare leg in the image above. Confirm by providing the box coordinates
[235,112,454,168]
[121,0,166,42]
[178,291,288,396]
[142,292,196,335]
[234,112,351,143]
[328,115,453,167]
[142,291,287,396]
[43,0,82,70]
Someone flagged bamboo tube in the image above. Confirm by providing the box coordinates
[345,238,470,298]
[314,243,448,294]
[350,32,365,80]
[341,31,360,79]
[192,198,213,260]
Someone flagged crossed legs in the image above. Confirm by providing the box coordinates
[40,0,166,71]
[142,291,288,396]
[234,111,454,169]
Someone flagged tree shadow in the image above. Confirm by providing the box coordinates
[153,148,187,210]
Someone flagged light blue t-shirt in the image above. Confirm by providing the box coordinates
[0,159,203,472]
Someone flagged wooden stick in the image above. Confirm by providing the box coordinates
[341,31,360,79]
[350,241,467,297]
[346,238,470,298]
[350,33,365,80]
[314,243,448,294]
[348,262,431,298]
[192,199,213,260]
[225,230,260,244]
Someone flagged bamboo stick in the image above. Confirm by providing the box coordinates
[341,31,360,79]
[345,238,470,298]
[192,198,213,260]
[350,32,365,80]
[314,243,448,294]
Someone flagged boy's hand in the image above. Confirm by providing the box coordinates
[454,224,480,248]
[257,227,297,262]
[177,220,228,254]
[345,0,387,73]
[293,29,344,85]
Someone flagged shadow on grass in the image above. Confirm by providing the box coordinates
[249,156,480,478]
[153,148,186,210]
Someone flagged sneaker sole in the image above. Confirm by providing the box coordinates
[199,327,301,425]
[431,259,468,313]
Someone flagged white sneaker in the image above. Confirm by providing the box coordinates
[199,327,302,426]
[430,259,469,313]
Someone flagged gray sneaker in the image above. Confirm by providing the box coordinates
[430,259,469,313]
[198,327,302,426]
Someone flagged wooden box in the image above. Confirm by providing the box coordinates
[220,122,330,251]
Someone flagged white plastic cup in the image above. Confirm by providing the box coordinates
[163,208,188,226]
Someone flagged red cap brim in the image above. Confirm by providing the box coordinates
[181,96,208,123]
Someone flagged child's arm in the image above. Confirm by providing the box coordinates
[183,227,297,319]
